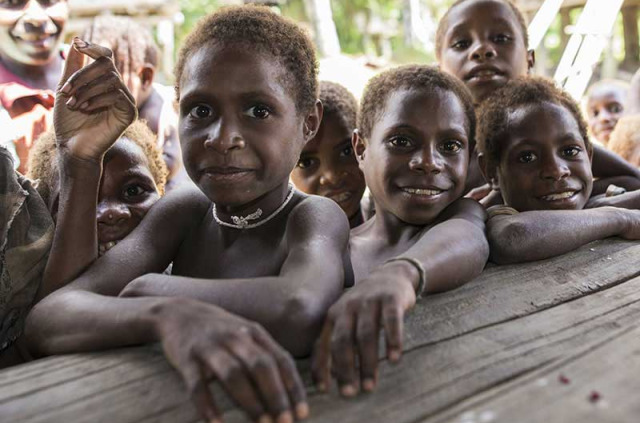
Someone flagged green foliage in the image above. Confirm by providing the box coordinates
[176,0,220,48]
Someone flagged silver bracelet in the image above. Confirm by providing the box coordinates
[384,257,427,298]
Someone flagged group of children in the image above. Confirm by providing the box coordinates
[2,1,640,422]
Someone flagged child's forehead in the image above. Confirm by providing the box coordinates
[180,43,291,100]
[588,85,627,104]
[302,114,351,153]
[506,102,582,140]
[446,0,521,34]
[104,137,150,170]
[374,87,468,136]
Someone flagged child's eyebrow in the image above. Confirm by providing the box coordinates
[447,18,516,38]
[332,138,352,151]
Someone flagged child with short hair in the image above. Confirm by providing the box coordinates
[26,7,350,423]
[83,15,185,190]
[312,65,489,396]
[291,81,366,227]
[435,0,640,195]
[585,79,628,145]
[477,77,640,264]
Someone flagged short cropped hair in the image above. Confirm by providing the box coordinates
[608,114,640,167]
[320,81,358,131]
[174,5,318,114]
[435,0,529,60]
[28,120,168,208]
[477,77,591,171]
[83,16,159,76]
[358,65,476,144]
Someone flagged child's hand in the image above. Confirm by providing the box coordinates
[158,299,308,423]
[54,37,137,162]
[312,266,416,396]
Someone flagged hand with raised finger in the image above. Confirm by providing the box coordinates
[54,37,137,163]
[312,267,416,397]
[156,299,308,423]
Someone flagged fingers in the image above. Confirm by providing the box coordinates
[330,311,358,397]
[201,348,267,422]
[356,301,381,392]
[58,40,86,93]
[65,71,121,109]
[228,337,293,423]
[252,326,309,420]
[381,301,405,362]
[72,89,136,115]
[180,360,222,423]
[311,322,333,393]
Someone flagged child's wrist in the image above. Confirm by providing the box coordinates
[381,258,426,297]
[58,147,103,178]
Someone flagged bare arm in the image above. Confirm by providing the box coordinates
[312,198,489,396]
[38,40,137,299]
[120,196,350,357]
[487,206,639,264]
[591,145,640,195]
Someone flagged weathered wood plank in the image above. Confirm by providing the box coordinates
[403,239,640,350]
[430,324,640,423]
[2,240,639,423]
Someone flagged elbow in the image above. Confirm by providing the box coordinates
[487,221,532,265]
[274,293,329,358]
[23,298,60,357]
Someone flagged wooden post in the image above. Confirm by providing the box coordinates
[621,5,640,71]
[560,7,572,52]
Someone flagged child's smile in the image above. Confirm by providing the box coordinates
[178,44,306,212]
[494,103,593,211]
[0,0,68,65]
[439,0,532,103]
[358,88,469,225]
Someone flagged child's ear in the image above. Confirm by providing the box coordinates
[303,99,323,142]
[478,152,500,191]
[138,65,155,90]
[527,50,536,73]
[352,129,367,170]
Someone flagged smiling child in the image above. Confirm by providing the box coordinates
[435,0,640,195]
[312,65,489,396]
[477,77,640,264]
[26,7,351,423]
[585,79,628,146]
[0,0,69,173]
[291,81,366,227]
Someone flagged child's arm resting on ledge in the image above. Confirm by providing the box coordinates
[591,144,640,194]
[312,198,489,397]
[119,196,350,357]
[487,206,640,264]
[26,293,307,423]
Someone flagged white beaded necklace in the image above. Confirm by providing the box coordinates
[212,184,295,229]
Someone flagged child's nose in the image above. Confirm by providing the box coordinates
[97,203,132,225]
[409,148,443,174]
[22,0,50,25]
[470,42,496,61]
[204,119,246,154]
[540,156,570,181]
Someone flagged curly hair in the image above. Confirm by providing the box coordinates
[358,65,476,144]
[28,120,168,208]
[477,76,591,171]
[319,81,358,132]
[82,15,159,77]
[435,0,529,60]
[608,114,640,167]
[174,5,318,114]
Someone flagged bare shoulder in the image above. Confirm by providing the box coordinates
[286,193,350,242]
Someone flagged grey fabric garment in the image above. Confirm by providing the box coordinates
[0,146,53,354]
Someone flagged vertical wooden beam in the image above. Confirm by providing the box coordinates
[560,7,572,52]
[621,5,639,70]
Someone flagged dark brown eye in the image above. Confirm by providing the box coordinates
[189,104,212,119]
[244,105,271,119]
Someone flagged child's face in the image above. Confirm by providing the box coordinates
[439,0,533,104]
[97,137,160,254]
[178,44,313,207]
[587,86,626,144]
[290,113,365,219]
[0,0,68,66]
[488,103,593,211]
[356,88,469,225]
